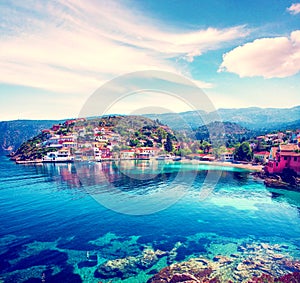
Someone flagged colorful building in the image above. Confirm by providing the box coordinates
[265,144,300,175]
[253,151,269,163]
[120,150,136,159]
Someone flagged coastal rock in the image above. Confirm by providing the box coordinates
[213,255,233,265]
[147,258,217,283]
[96,256,138,278]
[138,249,166,269]
[96,248,166,279]
[148,243,300,283]
[169,273,199,282]
[260,243,271,250]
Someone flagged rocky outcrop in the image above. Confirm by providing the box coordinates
[147,243,300,283]
[95,248,167,279]
[252,171,300,189]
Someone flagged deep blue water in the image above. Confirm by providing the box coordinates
[1,155,300,282]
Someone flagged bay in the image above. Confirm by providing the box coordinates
[1,155,300,282]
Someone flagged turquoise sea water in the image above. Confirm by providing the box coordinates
[1,155,300,282]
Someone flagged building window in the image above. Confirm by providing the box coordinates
[294,157,298,162]
[276,162,278,167]
[284,156,287,160]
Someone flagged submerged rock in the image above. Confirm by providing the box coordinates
[147,243,300,283]
[147,258,218,283]
[96,248,167,279]
[96,256,138,279]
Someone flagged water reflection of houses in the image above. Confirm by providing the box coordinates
[36,163,82,189]
[118,160,161,171]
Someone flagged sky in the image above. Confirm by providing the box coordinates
[0,0,300,120]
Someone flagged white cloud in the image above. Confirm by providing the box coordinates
[219,30,300,78]
[287,3,300,15]
[0,0,248,94]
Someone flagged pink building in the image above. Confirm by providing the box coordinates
[100,147,111,159]
[265,144,300,175]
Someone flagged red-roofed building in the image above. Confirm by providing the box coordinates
[253,151,269,163]
[120,149,135,159]
[65,119,76,126]
[94,147,111,161]
[135,147,160,157]
[265,144,300,175]
[220,148,235,162]
[52,124,60,131]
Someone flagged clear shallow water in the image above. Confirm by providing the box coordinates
[1,156,300,282]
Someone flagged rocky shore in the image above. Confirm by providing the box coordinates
[95,249,167,279]
[93,241,300,282]
[252,171,300,190]
[146,243,300,283]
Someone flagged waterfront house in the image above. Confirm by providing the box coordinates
[265,144,300,175]
[135,147,160,157]
[100,147,111,159]
[135,152,150,160]
[220,148,235,162]
[120,149,135,159]
[43,149,73,163]
[253,151,269,164]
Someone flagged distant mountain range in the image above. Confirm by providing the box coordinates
[146,106,300,130]
[1,106,299,153]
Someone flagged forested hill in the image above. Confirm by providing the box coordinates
[195,121,250,142]
[0,120,61,153]
[1,106,299,153]
[146,106,300,130]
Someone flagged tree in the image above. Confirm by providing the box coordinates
[145,139,153,147]
[129,139,139,147]
[234,142,253,161]
[174,148,191,156]
[213,145,227,159]
[157,128,167,143]
[190,141,201,153]
[164,133,173,152]
[201,141,211,153]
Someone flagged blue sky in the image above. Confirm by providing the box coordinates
[0,0,300,120]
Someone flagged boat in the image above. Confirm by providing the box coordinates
[42,149,74,163]
[156,154,173,160]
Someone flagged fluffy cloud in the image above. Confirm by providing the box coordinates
[219,30,300,78]
[287,3,300,15]
[0,0,248,93]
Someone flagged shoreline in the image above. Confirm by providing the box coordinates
[179,159,263,171]
[13,156,263,171]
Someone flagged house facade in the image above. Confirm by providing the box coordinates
[253,151,269,163]
[120,150,135,159]
[220,151,234,162]
[265,144,300,175]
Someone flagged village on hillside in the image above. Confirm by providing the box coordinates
[9,116,300,177]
